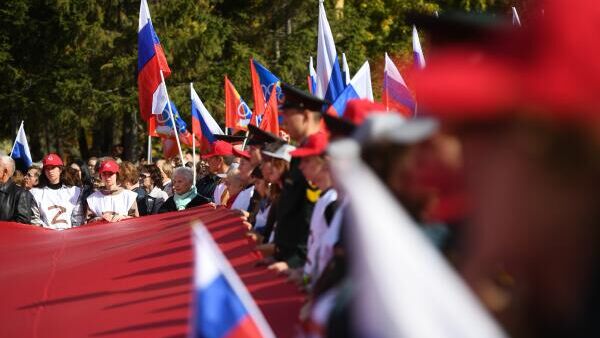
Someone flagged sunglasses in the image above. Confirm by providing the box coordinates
[139,173,151,179]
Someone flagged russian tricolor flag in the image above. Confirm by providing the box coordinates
[342,53,351,86]
[225,77,253,132]
[191,224,275,338]
[383,53,416,117]
[316,1,345,103]
[138,0,171,121]
[329,61,374,116]
[412,26,426,70]
[191,83,224,152]
[10,122,32,172]
[307,56,317,95]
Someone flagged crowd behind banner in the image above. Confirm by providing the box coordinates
[4,0,600,337]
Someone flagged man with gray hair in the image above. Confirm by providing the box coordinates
[0,156,33,223]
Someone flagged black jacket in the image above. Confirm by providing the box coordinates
[0,179,33,224]
[195,174,220,202]
[158,194,211,213]
[273,158,316,267]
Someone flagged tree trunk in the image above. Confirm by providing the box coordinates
[78,127,89,160]
[121,110,137,161]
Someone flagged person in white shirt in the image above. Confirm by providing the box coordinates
[290,132,338,287]
[230,146,256,211]
[31,153,84,230]
[86,159,139,223]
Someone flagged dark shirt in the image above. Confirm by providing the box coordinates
[158,194,211,213]
[273,157,315,268]
[0,179,33,224]
[195,174,220,202]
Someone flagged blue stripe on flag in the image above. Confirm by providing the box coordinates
[332,85,359,117]
[386,77,416,111]
[11,142,32,171]
[195,274,248,338]
[325,56,345,103]
[138,23,158,71]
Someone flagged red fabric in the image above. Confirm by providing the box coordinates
[225,77,249,132]
[0,206,304,337]
[224,315,262,338]
[259,86,280,135]
[137,44,171,122]
[250,59,266,120]
[148,115,159,138]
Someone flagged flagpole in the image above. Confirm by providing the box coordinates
[147,134,152,163]
[9,121,23,157]
[160,70,185,164]
[191,82,197,186]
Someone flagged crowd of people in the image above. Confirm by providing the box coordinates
[2,1,600,336]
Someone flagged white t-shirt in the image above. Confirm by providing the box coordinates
[304,189,338,281]
[317,197,348,278]
[86,189,137,218]
[254,202,271,232]
[213,182,227,205]
[230,185,254,211]
[31,185,82,230]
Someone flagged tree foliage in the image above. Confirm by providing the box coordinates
[0,0,515,160]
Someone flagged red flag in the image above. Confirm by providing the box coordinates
[225,76,252,131]
[260,86,279,135]
[250,59,266,120]
[148,115,159,137]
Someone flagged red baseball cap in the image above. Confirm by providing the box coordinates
[415,0,600,127]
[98,160,120,175]
[290,131,329,157]
[202,141,234,159]
[42,153,64,167]
[232,145,250,160]
[323,99,387,137]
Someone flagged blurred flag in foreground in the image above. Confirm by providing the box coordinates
[191,84,224,152]
[512,7,522,26]
[383,53,416,117]
[328,61,374,116]
[10,122,32,172]
[191,224,275,338]
[138,0,171,121]
[412,25,426,69]
[316,1,345,102]
[225,76,253,131]
[328,139,507,338]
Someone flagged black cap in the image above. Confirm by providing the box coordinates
[213,134,247,144]
[246,124,286,146]
[280,83,331,113]
[407,11,508,47]
[322,113,357,139]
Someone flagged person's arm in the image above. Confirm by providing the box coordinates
[14,190,34,224]
[128,200,139,218]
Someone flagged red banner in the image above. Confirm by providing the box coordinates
[0,206,303,337]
